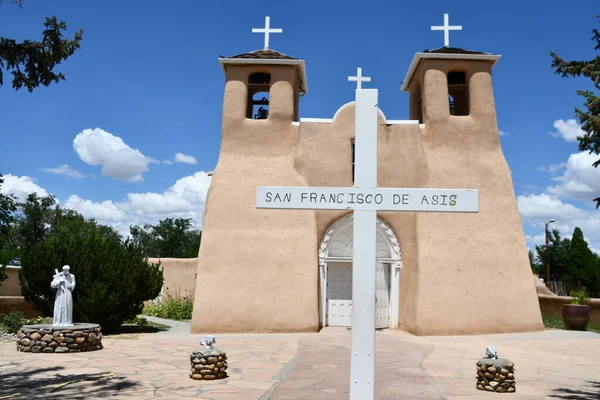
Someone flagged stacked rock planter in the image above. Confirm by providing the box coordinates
[16,323,103,353]
[189,348,228,380]
[476,358,516,393]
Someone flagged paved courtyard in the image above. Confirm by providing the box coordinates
[0,317,599,399]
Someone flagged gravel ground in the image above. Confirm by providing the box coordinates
[0,331,16,344]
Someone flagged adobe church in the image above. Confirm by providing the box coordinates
[190,15,543,335]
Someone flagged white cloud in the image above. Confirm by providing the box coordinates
[174,153,198,165]
[0,174,49,202]
[546,152,600,202]
[539,162,567,174]
[550,119,584,142]
[499,130,509,136]
[162,160,174,165]
[120,172,210,219]
[73,128,156,182]
[2,170,212,238]
[40,164,84,179]
[65,172,212,237]
[517,193,589,221]
[518,193,600,254]
[64,195,126,222]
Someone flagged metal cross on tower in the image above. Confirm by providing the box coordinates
[348,67,371,90]
[252,16,283,49]
[431,13,462,47]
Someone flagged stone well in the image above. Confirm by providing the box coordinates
[189,348,228,380]
[476,358,515,393]
[16,323,103,353]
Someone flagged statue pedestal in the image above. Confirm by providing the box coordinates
[189,348,228,380]
[16,323,103,353]
[476,358,515,393]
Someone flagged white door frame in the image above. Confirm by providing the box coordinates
[321,258,399,328]
[318,214,402,329]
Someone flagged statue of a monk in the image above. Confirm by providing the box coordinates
[51,265,76,326]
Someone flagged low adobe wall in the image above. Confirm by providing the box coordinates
[0,296,38,318]
[533,274,600,321]
[1,266,38,318]
[147,257,197,299]
[538,294,600,321]
[0,266,23,297]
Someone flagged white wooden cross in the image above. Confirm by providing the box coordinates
[256,73,479,399]
[431,13,462,47]
[252,16,282,49]
[348,67,371,90]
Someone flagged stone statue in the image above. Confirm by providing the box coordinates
[484,345,498,359]
[200,335,216,349]
[51,265,75,326]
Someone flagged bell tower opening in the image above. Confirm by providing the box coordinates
[447,71,469,116]
[247,72,271,119]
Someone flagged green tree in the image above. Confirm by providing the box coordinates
[529,250,541,275]
[130,218,201,258]
[0,173,17,284]
[0,0,83,92]
[550,15,600,208]
[534,228,572,281]
[19,209,163,333]
[567,227,600,293]
[15,193,59,250]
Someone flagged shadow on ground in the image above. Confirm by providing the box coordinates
[0,366,139,399]
[550,381,600,399]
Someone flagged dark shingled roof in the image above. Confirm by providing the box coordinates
[223,49,298,60]
[423,46,494,55]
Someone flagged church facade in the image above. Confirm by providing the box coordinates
[190,44,544,335]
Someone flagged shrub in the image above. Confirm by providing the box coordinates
[143,293,194,321]
[19,213,163,333]
[1,309,25,334]
[570,288,591,305]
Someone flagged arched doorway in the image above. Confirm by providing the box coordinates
[318,213,402,329]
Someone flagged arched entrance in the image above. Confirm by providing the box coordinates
[318,213,402,329]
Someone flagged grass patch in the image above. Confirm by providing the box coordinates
[543,316,600,333]
[143,293,193,321]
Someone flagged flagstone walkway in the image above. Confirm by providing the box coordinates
[0,316,599,399]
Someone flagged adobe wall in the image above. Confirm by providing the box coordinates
[0,297,38,318]
[295,106,427,332]
[0,267,22,297]
[147,258,197,299]
[192,58,543,335]
[538,294,600,322]
[191,65,319,333]
[405,59,543,334]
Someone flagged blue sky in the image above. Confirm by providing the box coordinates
[1,0,599,252]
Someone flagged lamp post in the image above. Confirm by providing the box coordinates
[545,219,556,284]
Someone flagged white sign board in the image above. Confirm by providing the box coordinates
[257,186,479,212]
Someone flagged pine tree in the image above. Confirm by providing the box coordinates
[534,229,572,280]
[130,218,201,258]
[19,206,163,332]
[550,15,600,208]
[0,0,83,92]
[568,227,600,294]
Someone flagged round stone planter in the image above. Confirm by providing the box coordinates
[189,348,228,380]
[562,304,590,331]
[476,358,515,393]
[16,323,103,353]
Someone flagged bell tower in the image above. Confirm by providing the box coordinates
[401,47,501,125]
[395,14,543,335]
[191,17,318,334]
[218,49,307,125]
